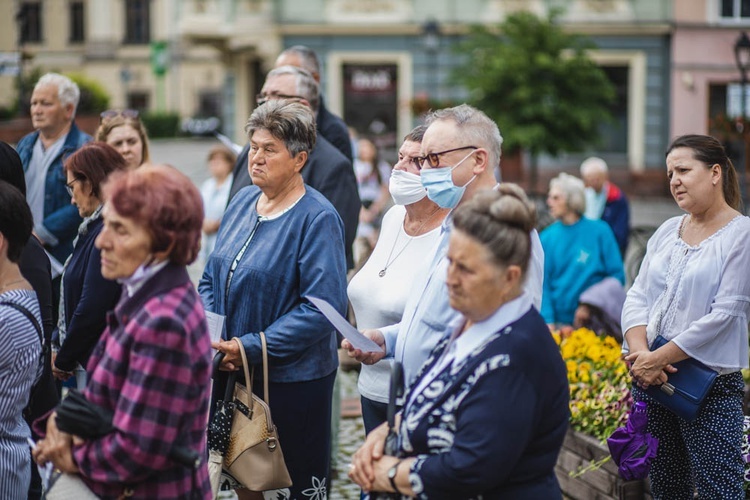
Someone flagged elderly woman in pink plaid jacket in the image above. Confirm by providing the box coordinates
[34,165,212,499]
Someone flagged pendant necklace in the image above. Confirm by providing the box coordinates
[379,208,442,277]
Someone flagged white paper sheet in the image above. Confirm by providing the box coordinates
[204,310,226,354]
[306,295,383,353]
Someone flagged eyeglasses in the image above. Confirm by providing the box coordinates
[415,146,478,169]
[65,178,80,197]
[409,157,424,171]
[255,92,305,105]
[100,109,139,122]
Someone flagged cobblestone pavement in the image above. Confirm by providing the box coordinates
[330,368,366,500]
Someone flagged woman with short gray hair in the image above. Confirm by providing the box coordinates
[199,100,347,499]
[540,172,624,327]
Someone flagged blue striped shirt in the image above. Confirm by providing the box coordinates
[0,289,42,499]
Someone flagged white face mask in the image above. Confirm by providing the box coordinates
[389,169,427,206]
[117,255,155,287]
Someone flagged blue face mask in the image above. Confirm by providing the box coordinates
[420,151,477,209]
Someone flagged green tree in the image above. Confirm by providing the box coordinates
[453,11,615,190]
[66,73,110,115]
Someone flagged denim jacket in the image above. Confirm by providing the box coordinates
[17,122,91,262]
[198,185,347,383]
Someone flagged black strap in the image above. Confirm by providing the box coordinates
[0,300,43,344]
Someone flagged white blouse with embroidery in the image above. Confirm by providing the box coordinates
[622,214,750,373]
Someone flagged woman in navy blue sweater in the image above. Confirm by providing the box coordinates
[52,143,125,384]
[350,185,570,499]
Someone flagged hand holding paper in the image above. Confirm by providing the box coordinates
[307,296,383,353]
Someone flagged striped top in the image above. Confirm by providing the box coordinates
[0,289,42,500]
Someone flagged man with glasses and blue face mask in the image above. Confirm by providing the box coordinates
[343,104,544,395]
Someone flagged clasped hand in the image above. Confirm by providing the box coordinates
[32,413,81,474]
[348,422,398,492]
[623,349,677,389]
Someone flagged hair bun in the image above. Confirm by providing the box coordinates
[486,184,537,233]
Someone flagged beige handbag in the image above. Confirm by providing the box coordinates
[223,333,292,491]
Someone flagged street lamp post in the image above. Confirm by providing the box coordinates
[15,2,26,117]
[734,31,750,212]
[422,20,441,104]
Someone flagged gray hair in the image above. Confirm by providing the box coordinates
[404,124,427,143]
[34,73,80,116]
[245,100,317,158]
[280,45,320,78]
[452,184,536,275]
[266,66,320,113]
[580,156,608,176]
[550,172,586,216]
[425,104,503,171]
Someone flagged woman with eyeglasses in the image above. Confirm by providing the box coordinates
[95,109,150,170]
[348,125,449,434]
[540,172,624,329]
[51,143,125,388]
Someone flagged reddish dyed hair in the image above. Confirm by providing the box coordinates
[64,142,127,198]
[102,164,203,265]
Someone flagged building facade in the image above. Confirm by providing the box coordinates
[0,0,682,175]
[672,1,750,140]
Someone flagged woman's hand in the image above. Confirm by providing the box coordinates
[342,329,386,365]
[50,352,74,380]
[349,421,389,488]
[32,414,80,474]
[624,349,677,389]
[212,339,242,371]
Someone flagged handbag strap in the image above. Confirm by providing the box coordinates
[231,332,270,406]
[0,301,42,344]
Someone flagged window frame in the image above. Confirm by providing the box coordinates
[19,1,43,44]
[69,1,85,43]
[124,0,151,45]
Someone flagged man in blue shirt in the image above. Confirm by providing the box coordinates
[344,104,544,389]
[16,73,91,266]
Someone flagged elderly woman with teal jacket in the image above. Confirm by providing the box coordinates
[540,173,624,327]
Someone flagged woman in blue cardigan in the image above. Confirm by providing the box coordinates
[199,100,348,499]
[52,143,125,386]
[349,185,570,499]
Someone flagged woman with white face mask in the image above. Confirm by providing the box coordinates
[348,126,450,434]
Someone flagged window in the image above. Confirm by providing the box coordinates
[69,1,84,43]
[124,0,150,44]
[198,91,221,118]
[597,66,629,154]
[127,92,149,113]
[19,1,42,43]
[721,0,750,20]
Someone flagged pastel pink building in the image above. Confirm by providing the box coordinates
[672,0,750,141]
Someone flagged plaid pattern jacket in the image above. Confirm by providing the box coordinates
[74,263,212,499]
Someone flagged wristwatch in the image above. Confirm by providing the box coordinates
[387,460,403,494]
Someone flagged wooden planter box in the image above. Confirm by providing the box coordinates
[556,429,652,500]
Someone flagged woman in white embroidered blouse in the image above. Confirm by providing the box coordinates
[622,134,750,498]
